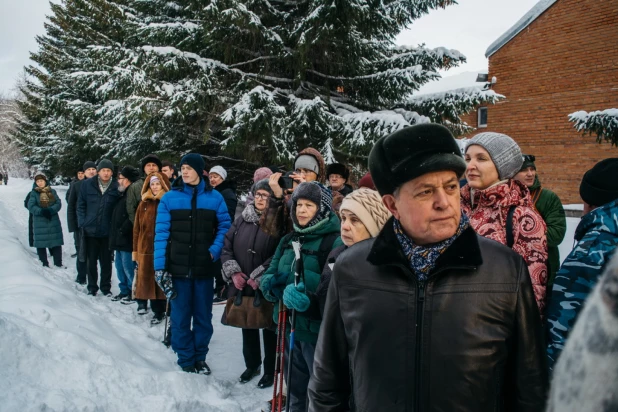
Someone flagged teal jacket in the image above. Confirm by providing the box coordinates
[260,211,343,344]
[27,184,64,249]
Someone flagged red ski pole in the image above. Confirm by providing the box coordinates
[277,307,288,411]
[272,301,285,412]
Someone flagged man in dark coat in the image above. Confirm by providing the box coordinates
[308,124,547,411]
[326,163,353,197]
[77,159,121,296]
[68,161,97,283]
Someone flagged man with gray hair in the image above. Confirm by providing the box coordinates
[308,124,547,411]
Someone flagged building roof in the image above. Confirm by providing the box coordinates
[485,0,558,58]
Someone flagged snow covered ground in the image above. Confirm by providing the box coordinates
[0,178,582,411]
[0,179,272,412]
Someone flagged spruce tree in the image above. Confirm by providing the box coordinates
[569,109,618,146]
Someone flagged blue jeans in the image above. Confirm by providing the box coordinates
[114,250,135,296]
[171,278,214,368]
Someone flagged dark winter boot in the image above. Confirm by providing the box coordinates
[239,366,261,383]
[195,361,211,375]
[182,365,197,373]
[150,312,164,325]
[120,295,135,305]
[257,373,274,388]
[137,300,148,315]
[111,293,129,302]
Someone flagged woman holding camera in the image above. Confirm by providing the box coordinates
[221,179,281,387]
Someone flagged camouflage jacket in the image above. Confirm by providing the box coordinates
[546,199,618,370]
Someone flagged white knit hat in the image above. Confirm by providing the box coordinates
[340,189,391,237]
[209,165,227,180]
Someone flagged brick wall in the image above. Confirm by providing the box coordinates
[461,0,618,204]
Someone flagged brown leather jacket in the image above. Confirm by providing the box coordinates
[308,219,548,412]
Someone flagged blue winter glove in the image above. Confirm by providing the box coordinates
[260,273,287,303]
[283,282,310,312]
[155,270,177,300]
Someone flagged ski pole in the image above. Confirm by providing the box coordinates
[272,300,285,412]
[284,240,304,412]
[277,307,288,412]
[162,298,170,342]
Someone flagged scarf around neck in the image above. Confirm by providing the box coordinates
[98,177,111,194]
[35,186,54,208]
[393,212,470,281]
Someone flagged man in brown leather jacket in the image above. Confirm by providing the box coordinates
[308,124,548,412]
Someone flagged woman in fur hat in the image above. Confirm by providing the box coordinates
[133,172,171,323]
[220,179,281,388]
[461,132,548,314]
[260,181,343,412]
[27,173,64,267]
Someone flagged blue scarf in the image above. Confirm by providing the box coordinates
[393,213,470,281]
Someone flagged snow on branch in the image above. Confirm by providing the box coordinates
[569,108,618,146]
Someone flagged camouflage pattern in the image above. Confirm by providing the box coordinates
[546,199,618,371]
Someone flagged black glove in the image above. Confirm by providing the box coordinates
[41,209,52,220]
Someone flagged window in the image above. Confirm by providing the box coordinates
[478,107,488,128]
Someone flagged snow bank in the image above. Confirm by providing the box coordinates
[0,179,271,412]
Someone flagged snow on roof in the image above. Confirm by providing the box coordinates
[485,0,558,58]
[414,71,486,96]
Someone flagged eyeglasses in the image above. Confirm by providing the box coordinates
[255,193,270,200]
[522,155,536,162]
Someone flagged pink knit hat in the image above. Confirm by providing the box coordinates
[253,167,273,183]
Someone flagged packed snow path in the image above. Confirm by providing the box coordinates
[0,179,272,411]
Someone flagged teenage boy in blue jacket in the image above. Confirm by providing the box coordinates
[154,153,231,373]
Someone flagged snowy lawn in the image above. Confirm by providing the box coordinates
[0,178,582,411]
[0,179,272,411]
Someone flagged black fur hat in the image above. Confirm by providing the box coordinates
[326,163,350,181]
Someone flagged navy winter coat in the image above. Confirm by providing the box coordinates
[77,177,121,238]
[27,184,64,249]
[154,178,232,278]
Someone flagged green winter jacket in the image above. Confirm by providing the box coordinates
[27,184,64,249]
[260,211,343,344]
[529,176,566,289]
[126,178,144,224]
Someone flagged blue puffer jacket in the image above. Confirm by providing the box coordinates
[546,199,618,370]
[76,177,121,238]
[154,178,231,278]
[27,184,64,249]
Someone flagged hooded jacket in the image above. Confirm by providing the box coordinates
[528,176,566,289]
[260,211,343,344]
[461,179,549,314]
[221,202,281,283]
[76,176,121,238]
[133,173,170,300]
[27,183,64,249]
[154,177,231,278]
[308,219,548,411]
[546,199,618,370]
[295,147,326,184]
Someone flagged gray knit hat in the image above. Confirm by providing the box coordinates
[97,159,114,172]
[465,132,523,180]
[253,178,274,196]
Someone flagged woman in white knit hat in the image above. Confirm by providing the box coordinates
[461,132,548,315]
[299,188,391,319]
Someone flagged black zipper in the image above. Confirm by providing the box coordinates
[415,280,426,412]
[188,187,197,277]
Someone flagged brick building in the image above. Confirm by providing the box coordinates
[462,0,618,204]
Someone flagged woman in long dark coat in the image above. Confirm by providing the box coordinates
[221,179,280,387]
[27,173,64,267]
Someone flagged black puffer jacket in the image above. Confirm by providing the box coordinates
[66,179,85,233]
[108,192,133,252]
[221,203,280,282]
[214,180,237,221]
[308,219,548,412]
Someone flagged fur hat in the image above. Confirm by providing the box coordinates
[520,154,536,171]
[83,161,96,171]
[253,167,273,183]
[580,158,618,207]
[466,132,523,180]
[119,166,140,183]
[340,189,391,237]
[179,153,205,175]
[369,124,466,195]
[291,182,332,228]
[209,165,227,180]
[253,178,273,196]
[358,172,375,190]
[97,159,114,172]
[140,154,162,174]
[326,163,350,181]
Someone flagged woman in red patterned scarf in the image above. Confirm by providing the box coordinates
[461,132,549,316]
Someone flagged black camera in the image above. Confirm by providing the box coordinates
[278,172,297,190]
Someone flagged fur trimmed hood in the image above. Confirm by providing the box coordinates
[141,172,171,201]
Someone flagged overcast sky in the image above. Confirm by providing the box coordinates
[0,0,540,95]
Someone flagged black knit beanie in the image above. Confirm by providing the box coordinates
[580,158,618,207]
[120,166,140,183]
[179,153,205,176]
[97,159,114,172]
[368,124,467,196]
[520,154,537,171]
[83,161,96,171]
